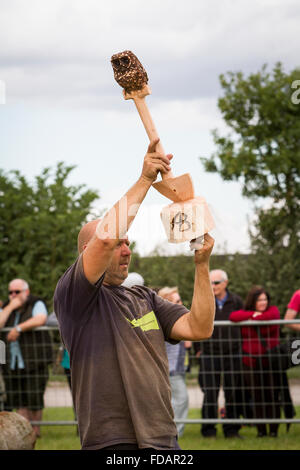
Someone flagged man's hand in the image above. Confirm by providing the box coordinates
[194,233,214,265]
[8,296,23,311]
[140,139,173,183]
[7,327,20,342]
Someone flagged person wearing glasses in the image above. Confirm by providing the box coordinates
[0,278,52,438]
[196,269,244,438]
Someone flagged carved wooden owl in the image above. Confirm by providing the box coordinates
[111,50,148,93]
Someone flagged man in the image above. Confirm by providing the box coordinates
[0,279,52,437]
[54,139,215,450]
[284,289,300,331]
[158,287,191,438]
[196,269,244,438]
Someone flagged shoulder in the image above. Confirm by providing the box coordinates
[55,259,79,296]
[32,300,48,316]
[267,305,280,317]
[121,285,158,304]
[288,290,300,309]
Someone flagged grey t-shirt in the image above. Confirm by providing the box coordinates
[54,255,188,450]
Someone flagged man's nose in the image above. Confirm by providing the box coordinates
[122,244,131,255]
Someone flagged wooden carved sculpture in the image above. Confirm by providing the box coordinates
[111,50,214,245]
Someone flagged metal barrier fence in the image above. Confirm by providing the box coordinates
[0,320,300,429]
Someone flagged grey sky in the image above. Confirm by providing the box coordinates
[0,0,299,255]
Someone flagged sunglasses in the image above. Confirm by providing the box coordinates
[8,290,24,295]
[211,281,224,285]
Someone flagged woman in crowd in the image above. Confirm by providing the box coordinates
[229,286,281,437]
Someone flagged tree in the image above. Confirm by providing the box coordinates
[201,63,300,312]
[202,62,300,210]
[0,162,99,306]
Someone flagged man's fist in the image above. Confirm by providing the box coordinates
[194,233,214,264]
[141,139,173,183]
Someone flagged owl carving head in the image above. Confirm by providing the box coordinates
[111,51,148,93]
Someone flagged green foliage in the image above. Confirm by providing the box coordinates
[35,406,300,450]
[201,63,300,213]
[0,162,99,307]
[199,63,300,310]
[130,252,195,307]
[130,250,297,315]
[248,207,300,314]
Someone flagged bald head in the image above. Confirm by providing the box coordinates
[77,219,101,254]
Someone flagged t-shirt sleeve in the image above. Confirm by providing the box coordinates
[54,254,104,327]
[32,300,48,317]
[288,290,300,312]
[151,291,189,343]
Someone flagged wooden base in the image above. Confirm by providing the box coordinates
[160,196,215,244]
[152,173,194,202]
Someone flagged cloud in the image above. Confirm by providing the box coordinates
[0,0,299,107]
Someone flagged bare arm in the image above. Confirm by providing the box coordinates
[6,313,47,342]
[83,139,172,284]
[0,297,22,329]
[284,308,300,332]
[170,234,215,341]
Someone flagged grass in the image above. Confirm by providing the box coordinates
[179,408,300,450]
[35,407,300,450]
[35,408,81,450]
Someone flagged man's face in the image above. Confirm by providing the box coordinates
[104,238,132,286]
[210,272,228,298]
[8,280,29,305]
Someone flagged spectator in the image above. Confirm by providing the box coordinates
[284,289,300,331]
[0,278,52,437]
[230,286,282,437]
[197,269,244,438]
[158,287,191,437]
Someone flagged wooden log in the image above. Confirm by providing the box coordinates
[0,411,36,450]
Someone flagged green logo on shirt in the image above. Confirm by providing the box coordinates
[126,311,160,332]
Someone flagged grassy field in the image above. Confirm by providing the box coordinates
[35,407,300,450]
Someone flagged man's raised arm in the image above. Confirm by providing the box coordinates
[82,139,172,284]
[170,234,215,341]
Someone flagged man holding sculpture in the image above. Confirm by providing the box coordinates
[54,51,216,450]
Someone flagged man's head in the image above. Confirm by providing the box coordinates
[8,278,30,305]
[157,286,182,305]
[78,219,132,286]
[78,219,102,254]
[209,269,228,300]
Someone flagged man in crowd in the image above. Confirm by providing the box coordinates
[54,139,215,450]
[196,269,244,438]
[0,278,52,437]
[158,286,191,438]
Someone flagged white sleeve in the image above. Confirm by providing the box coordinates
[32,300,48,317]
